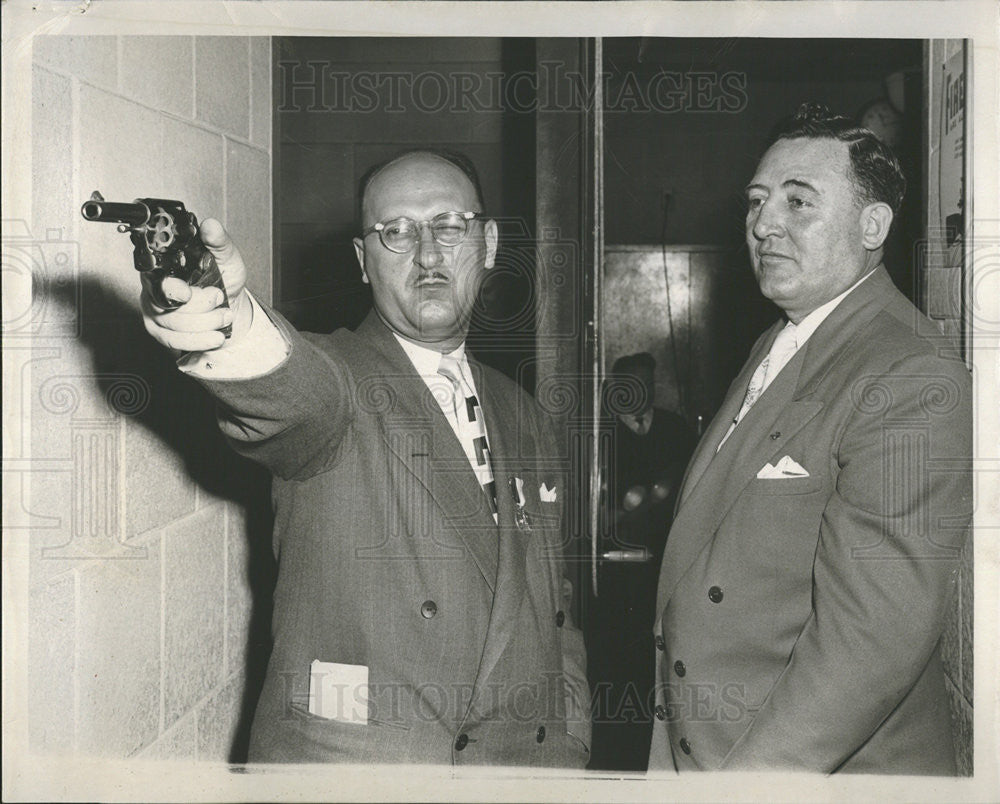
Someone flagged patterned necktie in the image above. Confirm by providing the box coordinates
[437,354,498,521]
[718,323,799,450]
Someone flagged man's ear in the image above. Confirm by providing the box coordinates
[484,218,498,269]
[353,236,369,284]
[860,202,894,251]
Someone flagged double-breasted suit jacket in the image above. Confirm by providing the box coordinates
[648,267,972,774]
[199,308,590,766]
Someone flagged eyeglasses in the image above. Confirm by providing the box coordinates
[361,211,486,254]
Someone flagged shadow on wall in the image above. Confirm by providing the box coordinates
[39,275,277,763]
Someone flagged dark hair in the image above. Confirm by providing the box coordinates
[768,102,906,217]
[358,148,486,225]
[604,352,656,417]
[612,352,656,377]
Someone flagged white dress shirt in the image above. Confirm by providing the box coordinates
[717,268,878,450]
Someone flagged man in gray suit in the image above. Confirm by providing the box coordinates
[648,105,972,774]
[141,150,590,765]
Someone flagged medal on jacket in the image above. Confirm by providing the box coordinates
[508,476,533,532]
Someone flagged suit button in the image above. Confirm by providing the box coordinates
[708,586,723,603]
[536,726,546,743]
[673,660,686,677]
[679,737,691,755]
[555,610,565,627]
[420,600,438,619]
[654,704,667,721]
[455,733,469,751]
[654,635,665,651]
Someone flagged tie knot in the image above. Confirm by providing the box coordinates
[771,324,798,357]
[437,354,464,387]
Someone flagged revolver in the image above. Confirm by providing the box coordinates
[81,191,231,337]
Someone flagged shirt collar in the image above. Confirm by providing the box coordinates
[392,332,467,377]
[792,268,878,346]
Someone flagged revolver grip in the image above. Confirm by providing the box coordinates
[184,240,232,338]
[142,240,232,338]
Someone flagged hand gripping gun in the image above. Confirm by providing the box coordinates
[81,191,232,337]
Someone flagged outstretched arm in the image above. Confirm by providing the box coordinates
[139,219,354,480]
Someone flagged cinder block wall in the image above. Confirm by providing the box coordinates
[27,35,272,760]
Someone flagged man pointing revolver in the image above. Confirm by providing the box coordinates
[141,150,590,766]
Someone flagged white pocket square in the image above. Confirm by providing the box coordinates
[309,660,369,724]
[539,482,558,502]
[757,455,809,479]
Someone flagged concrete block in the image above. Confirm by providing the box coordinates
[27,69,80,341]
[250,37,272,149]
[120,37,193,118]
[155,117,226,234]
[125,417,197,539]
[26,336,154,581]
[27,452,132,588]
[76,532,161,757]
[138,711,198,760]
[31,336,129,448]
[78,85,165,307]
[28,573,76,753]
[30,343,161,571]
[225,504,254,677]
[195,37,250,139]
[33,35,117,89]
[79,85,164,196]
[163,505,226,728]
[21,467,80,589]
[959,538,973,704]
[28,343,77,459]
[31,67,74,242]
[279,142,353,224]
[225,141,272,303]
[196,670,246,761]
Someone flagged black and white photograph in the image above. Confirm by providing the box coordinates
[3,1,998,801]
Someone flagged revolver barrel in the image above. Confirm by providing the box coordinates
[80,195,150,227]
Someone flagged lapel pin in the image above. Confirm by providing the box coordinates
[508,476,532,532]
[770,431,781,440]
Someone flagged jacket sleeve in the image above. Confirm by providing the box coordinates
[191,304,356,481]
[721,352,973,771]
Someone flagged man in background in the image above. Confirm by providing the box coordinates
[589,352,695,770]
[648,104,972,774]
[140,150,590,766]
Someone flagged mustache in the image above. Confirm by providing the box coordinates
[414,270,451,285]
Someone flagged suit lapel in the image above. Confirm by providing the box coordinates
[677,322,781,508]
[470,365,530,688]
[361,322,532,694]
[357,315,500,590]
[657,267,899,612]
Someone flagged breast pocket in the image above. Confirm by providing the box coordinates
[745,474,825,496]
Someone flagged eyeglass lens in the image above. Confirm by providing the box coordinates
[381,212,472,252]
